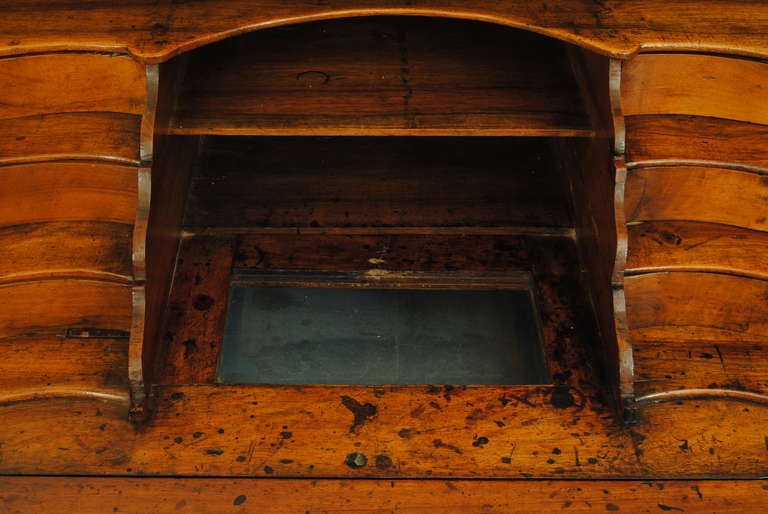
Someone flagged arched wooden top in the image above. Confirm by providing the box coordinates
[4,1,768,62]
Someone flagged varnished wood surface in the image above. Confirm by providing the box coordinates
[634,339,768,396]
[0,336,128,402]
[4,1,768,60]
[625,166,768,231]
[1,476,767,513]
[0,113,140,164]
[0,221,132,283]
[185,137,574,230]
[0,386,766,477]
[622,53,768,125]
[625,272,768,344]
[625,115,768,169]
[0,53,146,120]
[0,280,130,341]
[0,162,137,226]
[170,17,591,136]
[627,221,768,279]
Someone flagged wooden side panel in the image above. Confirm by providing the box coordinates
[0,222,132,283]
[622,53,768,125]
[0,112,140,164]
[625,273,768,344]
[0,337,128,400]
[625,166,768,231]
[625,115,768,168]
[0,162,137,226]
[627,221,768,278]
[1,476,767,513]
[0,53,145,119]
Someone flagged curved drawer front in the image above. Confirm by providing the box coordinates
[622,53,768,125]
[625,166,768,231]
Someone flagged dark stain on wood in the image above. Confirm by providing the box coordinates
[340,396,377,434]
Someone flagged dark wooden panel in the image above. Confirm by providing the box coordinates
[0,222,132,283]
[0,162,137,226]
[0,53,146,120]
[0,280,131,340]
[185,137,573,230]
[625,115,768,168]
[622,53,768,125]
[634,339,768,396]
[0,336,128,401]
[627,221,768,278]
[625,166,768,231]
[625,272,768,344]
[171,17,591,136]
[0,112,140,164]
[2,477,767,513]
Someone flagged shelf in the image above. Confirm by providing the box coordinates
[183,136,574,230]
[168,16,593,137]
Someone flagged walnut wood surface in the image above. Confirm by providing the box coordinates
[0,221,132,283]
[1,476,767,513]
[0,53,146,120]
[634,339,768,397]
[627,221,768,279]
[0,162,137,226]
[625,115,768,169]
[0,112,140,164]
[625,166,768,231]
[622,53,768,125]
[0,336,128,402]
[185,137,573,230]
[170,17,591,136]
[4,1,768,60]
[0,385,766,477]
[625,272,768,344]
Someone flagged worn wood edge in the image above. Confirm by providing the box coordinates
[184,226,577,238]
[626,159,768,175]
[165,126,597,137]
[128,285,147,422]
[132,168,151,283]
[636,388,768,407]
[140,65,159,165]
[0,389,129,407]
[625,265,768,282]
[0,271,132,286]
[609,59,625,156]
[0,154,140,167]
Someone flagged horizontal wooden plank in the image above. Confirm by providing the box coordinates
[0,162,137,226]
[0,53,145,120]
[0,385,767,477]
[634,339,768,396]
[1,476,767,513]
[625,115,768,169]
[0,112,140,164]
[0,279,131,340]
[622,53,768,125]
[627,221,768,278]
[171,17,591,136]
[0,336,128,401]
[185,137,574,229]
[625,272,768,344]
[0,221,132,283]
[625,166,768,231]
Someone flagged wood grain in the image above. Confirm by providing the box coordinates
[0,279,131,340]
[627,221,768,279]
[0,221,132,283]
[4,1,768,60]
[625,272,768,344]
[185,137,574,230]
[622,53,768,125]
[1,476,767,513]
[625,166,768,231]
[625,115,768,169]
[634,339,768,396]
[0,162,137,226]
[170,17,591,136]
[0,112,140,164]
[0,52,146,120]
[0,336,128,401]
